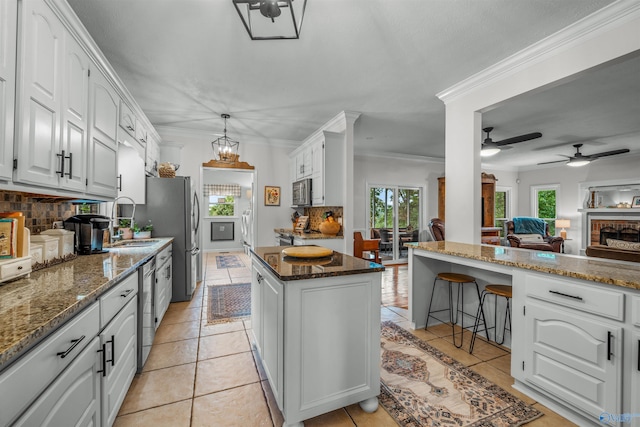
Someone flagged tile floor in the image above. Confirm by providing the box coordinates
[114,252,575,426]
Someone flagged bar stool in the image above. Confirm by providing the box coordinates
[425,272,488,348]
[469,284,512,354]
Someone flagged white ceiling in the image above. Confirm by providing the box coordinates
[66,0,639,168]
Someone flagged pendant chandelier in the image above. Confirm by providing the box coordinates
[232,0,307,40]
[211,114,240,163]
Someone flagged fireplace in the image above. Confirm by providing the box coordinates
[589,219,640,246]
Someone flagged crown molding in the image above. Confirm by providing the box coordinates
[437,1,640,104]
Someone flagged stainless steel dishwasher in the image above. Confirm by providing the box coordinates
[138,257,156,372]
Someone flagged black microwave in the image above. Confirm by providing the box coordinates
[292,178,312,206]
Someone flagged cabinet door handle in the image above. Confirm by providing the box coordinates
[120,288,134,298]
[127,125,134,132]
[97,343,107,377]
[166,265,171,280]
[548,290,583,301]
[106,335,115,367]
[117,174,123,191]
[637,339,639,371]
[56,150,66,178]
[256,272,263,284]
[607,331,613,361]
[65,152,73,178]
[57,335,85,358]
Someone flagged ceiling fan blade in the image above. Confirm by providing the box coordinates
[496,132,542,146]
[537,159,568,165]
[588,148,630,159]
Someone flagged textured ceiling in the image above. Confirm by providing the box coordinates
[66,0,638,168]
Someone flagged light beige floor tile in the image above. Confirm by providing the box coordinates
[304,408,355,426]
[205,278,234,286]
[529,403,578,427]
[260,380,284,427]
[426,337,483,366]
[154,320,200,344]
[161,306,202,325]
[119,363,196,415]
[486,353,512,375]
[424,322,463,337]
[170,297,203,310]
[469,362,536,405]
[198,330,251,360]
[386,306,409,319]
[229,268,250,277]
[204,270,231,280]
[143,338,198,372]
[200,319,246,336]
[442,331,509,361]
[345,403,399,426]
[407,326,440,342]
[191,383,272,427]
[231,276,252,283]
[195,352,259,396]
[113,399,192,427]
[380,307,406,323]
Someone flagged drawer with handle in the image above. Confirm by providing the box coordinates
[0,303,99,426]
[99,272,138,329]
[525,272,624,321]
[0,257,32,281]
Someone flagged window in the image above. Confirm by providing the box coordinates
[532,185,558,235]
[208,195,236,217]
[494,187,510,236]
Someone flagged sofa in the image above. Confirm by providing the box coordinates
[505,218,564,253]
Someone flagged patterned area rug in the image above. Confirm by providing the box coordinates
[215,254,245,269]
[207,283,251,324]
[380,321,543,426]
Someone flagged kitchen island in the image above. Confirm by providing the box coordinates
[406,241,640,427]
[251,246,384,427]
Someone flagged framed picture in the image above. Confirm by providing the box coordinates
[632,196,640,208]
[265,253,280,269]
[265,186,280,206]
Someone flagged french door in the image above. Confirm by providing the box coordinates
[368,185,421,263]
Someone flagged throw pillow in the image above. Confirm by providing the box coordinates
[606,238,640,251]
[517,234,544,243]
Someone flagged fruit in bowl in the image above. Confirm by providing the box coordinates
[319,211,340,236]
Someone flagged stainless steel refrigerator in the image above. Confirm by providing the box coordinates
[136,176,200,302]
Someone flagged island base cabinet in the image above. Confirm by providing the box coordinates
[523,300,622,422]
[632,331,640,427]
[14,336,102,427]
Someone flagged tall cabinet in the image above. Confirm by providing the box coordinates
[0,0,16,181]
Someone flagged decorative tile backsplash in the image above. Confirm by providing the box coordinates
[0,191,76,234]
[304,206,343,233]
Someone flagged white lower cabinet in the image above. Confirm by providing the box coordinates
[631,330,640,427]
[155,247,172,328]
[251,255,381,425]
[14,336,102,427]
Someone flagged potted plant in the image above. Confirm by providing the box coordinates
[118,219,133,240]
[133,220,153,239]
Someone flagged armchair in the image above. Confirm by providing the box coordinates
[354,232,381,264]
[505,219,564,253]
[428,218,445,241]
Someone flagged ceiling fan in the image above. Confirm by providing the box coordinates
[481,127,542,157]
[538,143,630,167]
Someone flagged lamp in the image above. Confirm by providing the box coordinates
[232,0,307,40]
[555,219,570,239]
[211,114,239,163]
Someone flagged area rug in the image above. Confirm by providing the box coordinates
[207,283,251,324]
[379,321,542,426]
[215,254,245,269]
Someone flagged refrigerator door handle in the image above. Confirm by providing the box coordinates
[188,245,200,256]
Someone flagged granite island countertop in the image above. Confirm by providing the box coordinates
[274,228,344,240]
[252,246,383,281]
[406,241,640,290]
[0,238,173,370]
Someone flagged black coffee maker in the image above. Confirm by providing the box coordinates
[64,214,111,255]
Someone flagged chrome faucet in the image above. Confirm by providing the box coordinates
[110,196,136,243]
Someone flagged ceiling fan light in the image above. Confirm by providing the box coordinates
[481,146,501,157]
[567,159,590,167]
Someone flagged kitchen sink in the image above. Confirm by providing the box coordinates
[109,239,160,248]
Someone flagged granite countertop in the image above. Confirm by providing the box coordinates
[0,238,173,370]
[252,246,383,281]
[407,241,640,290]
[274,228,344,239]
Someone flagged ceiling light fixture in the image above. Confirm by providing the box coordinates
[232,0,307,40]
[567,158,591,167]
[480,146,501,157]
[211,114,239,163]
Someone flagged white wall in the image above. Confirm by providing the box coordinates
[354,155,445,235]
[157,129,295,248]
[516,154,640,254]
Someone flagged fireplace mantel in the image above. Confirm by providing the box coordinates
[580,209,640,253]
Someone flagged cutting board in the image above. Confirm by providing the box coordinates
[282,246,333,258]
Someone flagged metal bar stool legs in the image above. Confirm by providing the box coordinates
[469,284,513,354]
[425,273,489,349]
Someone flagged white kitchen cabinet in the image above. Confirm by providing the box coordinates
[631,329,640,427]
[311,131,343,206]
[155,244,173,327]
[86,67,118,198]
[135,119,147,148]
[13,336,102,427]
[100,297,137,427]
[117,143,146,204]
[295,146,312,180]
[145,133,159,176]
[0,0,16,181]
[251,264,263,354]
[119,100,136,138]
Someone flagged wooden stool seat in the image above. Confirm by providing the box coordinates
[485,284,512,299]
[436,272,476,283]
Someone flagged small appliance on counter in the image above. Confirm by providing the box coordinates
[64,214,111,255]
